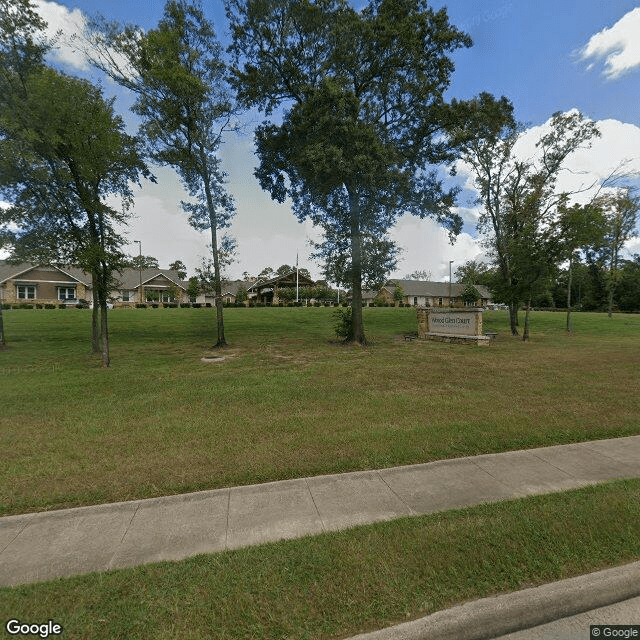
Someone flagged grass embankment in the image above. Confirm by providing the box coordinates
[1,307,639,515]
[2,479,639,639]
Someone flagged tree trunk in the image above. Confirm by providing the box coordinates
[566,256,573,334]
[91,273,100,353]
[348,187,366,345]
[509,302,519,336]
[522,295,532,342]
[0,295,6,347]
[203,166,227,348]
[100,300,110,368]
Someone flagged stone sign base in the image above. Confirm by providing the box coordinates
[424,332,491,346]
[417,306,490,346]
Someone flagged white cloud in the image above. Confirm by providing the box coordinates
[389,217,484,281]
[578,8,640,79]
[507,114,640,203]
[34,0,91,71]
[451,112,640,260]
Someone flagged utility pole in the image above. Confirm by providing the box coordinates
[449,260,453,306]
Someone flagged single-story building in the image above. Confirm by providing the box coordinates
[246,270,316,304]
[196,279,254,305]
[364,279,493,307]
[0,261,187,306]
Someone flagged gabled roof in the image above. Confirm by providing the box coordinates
[0,261,189,291]
[222,280,252,296]
[387,279,492,299]
[0,261,91,286]
[247,270,316,291]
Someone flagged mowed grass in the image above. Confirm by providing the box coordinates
[1,479,639,640]
[1,307,640,515]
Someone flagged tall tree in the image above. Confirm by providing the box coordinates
[404,269,432,281]
[226,0,475,344]
[556,200,606,333]
[128,254,160,270]
[454,260,492,285]
[451,97,600,336]
[595,190,639,317]
[88,0,238,347]
[169,259,187,279]
[0,0,149,365]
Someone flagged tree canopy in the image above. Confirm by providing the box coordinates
[451,97,601,338]
[226,0,476,343]
[88,0,238,347]
[0,0,150,364]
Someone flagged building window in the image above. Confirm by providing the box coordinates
[58,287,76,300]
[413,297,418,306]
[161,291,175,303]
[17,285,36,299]
[122,290,132,302]
[438,297,443,306]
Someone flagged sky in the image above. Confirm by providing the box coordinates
[2,0,640,281]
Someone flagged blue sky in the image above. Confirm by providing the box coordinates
[4,0,640,280]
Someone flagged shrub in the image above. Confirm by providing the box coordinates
[333,306,352,339]
[20,303,34,309]
[76,303,89,309]
[205,303,212,308]
[44,304,56,309]
[180,303,191,308]
[248,302,255,307]
[314,302,321,307]
[135,303,147,308]
[151,303,159,308]
[192,303,202,308]
[36,304,43,309]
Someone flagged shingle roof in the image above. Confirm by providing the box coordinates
[115,268,185,290]
[221,280,252,296]
[0,261,186,291]
[246,270,316,291]
[387,279,492,299]
[0,261,92,286]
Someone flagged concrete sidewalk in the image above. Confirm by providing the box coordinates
[1,435,639,587]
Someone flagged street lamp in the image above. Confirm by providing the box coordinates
[449,260,453,306]
[134,240,142,304]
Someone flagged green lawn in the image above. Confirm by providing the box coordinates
[2,479,639,640]
[1,307,639,515]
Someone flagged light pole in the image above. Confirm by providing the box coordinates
[449,260,453,306]
[134,240,142,304]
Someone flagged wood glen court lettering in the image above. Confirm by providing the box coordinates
[417,307,491,345]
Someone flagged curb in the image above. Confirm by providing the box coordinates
[345,560,640,640]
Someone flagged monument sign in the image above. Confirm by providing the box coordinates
[417,307,490,345]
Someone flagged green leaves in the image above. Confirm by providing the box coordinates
[228,0,475,341]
